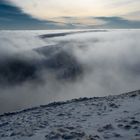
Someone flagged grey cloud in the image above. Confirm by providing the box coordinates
[94,16,140,28]
[0,0,78,29]
[49,16,140,29]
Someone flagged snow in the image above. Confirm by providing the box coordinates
[0,90,140,140]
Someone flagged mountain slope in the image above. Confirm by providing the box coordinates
[0,90,140,140]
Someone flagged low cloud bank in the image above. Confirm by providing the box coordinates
[0,30,140,114]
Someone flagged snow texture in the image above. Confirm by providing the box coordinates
[0,90,140,140]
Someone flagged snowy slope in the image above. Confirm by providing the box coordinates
[0,90,140,140]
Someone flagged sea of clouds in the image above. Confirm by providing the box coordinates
[0,29,140,114]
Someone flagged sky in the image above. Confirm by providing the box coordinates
[0,0,140,29]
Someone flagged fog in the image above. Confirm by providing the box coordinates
[0,29,140,114]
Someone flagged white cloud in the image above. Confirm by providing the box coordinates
[0,29,140,114]
[8,0,140,20]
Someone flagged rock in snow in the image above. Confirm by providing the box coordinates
[0,90,140,140]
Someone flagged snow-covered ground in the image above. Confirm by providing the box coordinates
[0,90,140,140]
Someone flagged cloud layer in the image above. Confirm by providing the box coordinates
[0,0,78,29]
[0,30,140,114]
[9,0,140,19]
[0,0,140,29]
